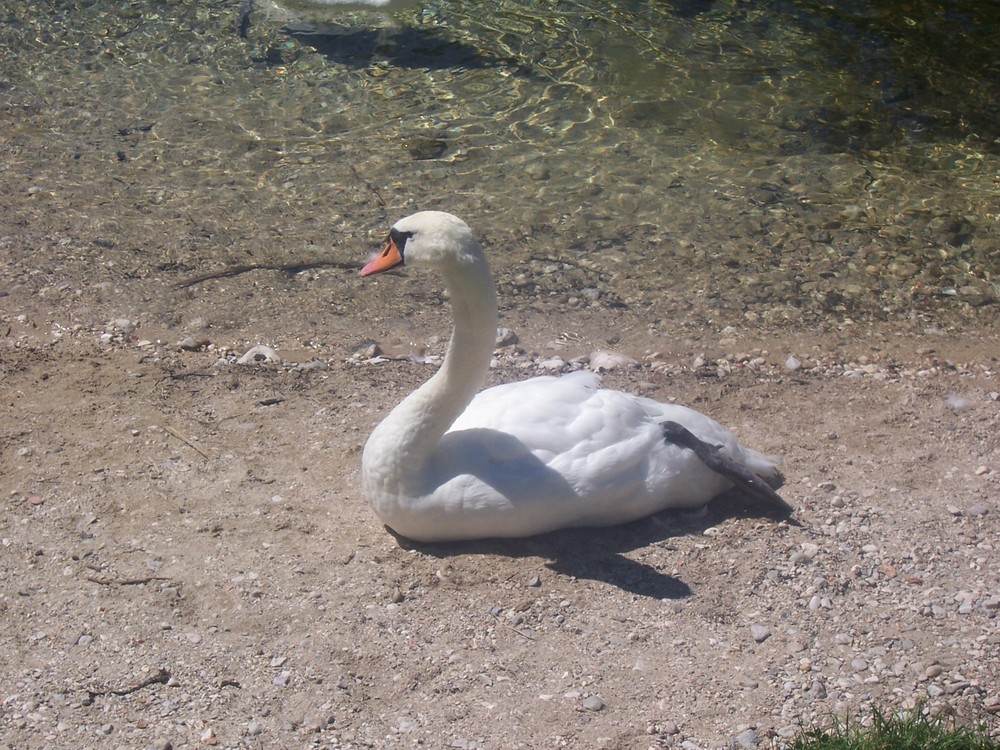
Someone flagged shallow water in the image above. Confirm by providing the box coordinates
[2,0,998,332]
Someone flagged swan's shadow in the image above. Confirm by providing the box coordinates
[391,493,793,600]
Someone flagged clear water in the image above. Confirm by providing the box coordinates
[2,0,998,330]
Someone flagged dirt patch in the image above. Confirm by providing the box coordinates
[2,257,998,748]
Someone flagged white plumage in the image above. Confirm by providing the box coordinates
[360,211,783,542]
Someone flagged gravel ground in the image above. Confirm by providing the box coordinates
[2,266,998,748]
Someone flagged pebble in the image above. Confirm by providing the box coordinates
[734,728,759,748]
[273,671,291,686]
[588,350,637,371]
[810,679,827,698]
[581,695,605,711]
[526,574,541,587]
[178,337,208,351]
[200,727,217,745]
[946,393,974,413]
[295,359,328,371]
[495,328,518,347]
[237,345,280,365]
[784,355,801,371]
[750,625,771,643]
[355,343,382,359]
[537,357,566,372]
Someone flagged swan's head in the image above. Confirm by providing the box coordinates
[360,211,485,277]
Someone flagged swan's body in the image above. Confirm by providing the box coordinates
[360,211,784,542]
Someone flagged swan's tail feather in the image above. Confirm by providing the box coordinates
[745,450,784,489]
[660,421,792,515]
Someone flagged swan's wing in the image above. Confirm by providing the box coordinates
[449,370,778,482]
[449,371,633,458]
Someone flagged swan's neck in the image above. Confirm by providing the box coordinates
[366,257,498,487]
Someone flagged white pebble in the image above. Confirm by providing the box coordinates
[237,345,281,365]
[946,394,974,414]
[588,350,637,371]
[537,357,566,372]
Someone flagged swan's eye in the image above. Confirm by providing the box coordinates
[389,228,413,259]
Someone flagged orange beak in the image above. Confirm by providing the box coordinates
[360,235,405,277]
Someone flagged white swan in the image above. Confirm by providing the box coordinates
[360,211,787,542]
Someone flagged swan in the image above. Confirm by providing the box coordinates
[360,211,788,542]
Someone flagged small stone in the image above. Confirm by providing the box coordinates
[537,357,566,372]
[390,587,405,604]
[946,394,974,414]
[295,359,328,371]
[750,625,771,643]
[273,671,291,686]
[784,355,801,371]
[588,350,637,371]
[178,337,208,352]
[662,721,680,735]
[810,679,828,698]
[581,695,605,711]
[355,343,382,359]
[246,721,263,736]
[151,739,173,750]
[526,575,541,587]
[237,345,280,365]
[735,728,759,748]
[968,503,989,516]
[526,162,550,180]
[495,328,518,347]
[200,727,217,745]
[777,724,800,739]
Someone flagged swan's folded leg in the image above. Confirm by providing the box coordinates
[660,421,792,514]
